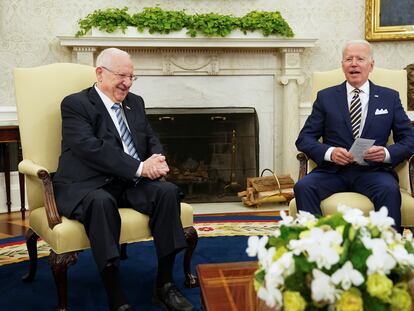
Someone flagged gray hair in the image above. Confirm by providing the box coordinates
[342,39,374,60]
[96,48,131,67]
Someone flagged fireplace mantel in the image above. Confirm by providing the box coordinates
[58,35,316,49]
[58,34,317,178]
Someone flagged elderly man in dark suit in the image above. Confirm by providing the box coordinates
[294,39,414,233]
[53,48,194,311]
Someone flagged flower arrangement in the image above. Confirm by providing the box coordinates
[247,206,414,311]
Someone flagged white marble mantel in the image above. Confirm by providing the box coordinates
[58,34,317,178]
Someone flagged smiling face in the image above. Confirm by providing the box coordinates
[341,42,374,89]
[96,53,134,103]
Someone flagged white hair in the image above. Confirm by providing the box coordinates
[96,48,131,67]
[342,39,374,60]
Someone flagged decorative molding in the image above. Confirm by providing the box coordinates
[279,75,305,85]
[0,106,18,124]
[162,53,219,75]
[58,35,317,50]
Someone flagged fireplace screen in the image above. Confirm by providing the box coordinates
[147,107,259,203]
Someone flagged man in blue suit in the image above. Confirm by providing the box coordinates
[294,40,414,233]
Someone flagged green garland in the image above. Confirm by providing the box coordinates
[76,7,294,38]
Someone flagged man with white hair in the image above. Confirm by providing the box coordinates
[53,48,194,311]
[294,39,414,234]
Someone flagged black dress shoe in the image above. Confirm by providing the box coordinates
[116,304,132,311]
[154,282,195,311]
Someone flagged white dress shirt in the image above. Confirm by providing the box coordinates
[95,85,143,176]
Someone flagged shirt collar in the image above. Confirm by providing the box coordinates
[94,84,123,110]
[346,80,370,96]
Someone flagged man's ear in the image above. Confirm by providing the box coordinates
[96,67,103,82]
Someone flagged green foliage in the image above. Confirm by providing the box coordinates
[294,254,315,274]
[362,291,389,311]
[131,7,189,34]
[348,238,371,272]
[315,212,347,228]
[284,269,307,292]
[279,224,307,241]
[75,7,294,38]
[76,7,132,37]
[187,13,239,37]
[239,11,294,37]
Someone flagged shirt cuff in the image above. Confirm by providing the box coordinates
[324,147,335,162]
[136,162,143,177]
[383,147,391,163]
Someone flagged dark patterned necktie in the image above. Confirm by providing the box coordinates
[111,104,139,160]
[349,89,362,139]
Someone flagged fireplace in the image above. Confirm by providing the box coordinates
[59,35,317,181]
[147,107,258,202]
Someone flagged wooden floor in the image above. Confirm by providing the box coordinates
[0,211,29,239]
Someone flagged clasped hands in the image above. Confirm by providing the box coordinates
[331,146,385,165]
[142,154,170,180]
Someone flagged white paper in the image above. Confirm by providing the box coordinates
[349,138,375,165]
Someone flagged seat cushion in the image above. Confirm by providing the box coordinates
[29,202,193,254]
[289,190,414,228]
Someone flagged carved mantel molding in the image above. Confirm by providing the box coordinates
[58,34,317,177]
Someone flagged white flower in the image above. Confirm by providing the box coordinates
[257,286,282,308]
[366,252,396,275]
[369,206,395,230]
[260,247,276,271]
[362,237,388,254]
[390,245,414,267]
[331,261,364,290]
[340,206,369,227]
[289,227,342,269]
[279,210,294,225]
[246,236,268,257]
[311,269,337,304]
[277,252,295,277]
[265,261,285,287]
[404,230,413,241]
[295,210,316,226]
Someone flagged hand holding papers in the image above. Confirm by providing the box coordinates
[349,138,375,165]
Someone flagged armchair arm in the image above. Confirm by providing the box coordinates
[18,159,62,229]
[409,154,414,197]
[297,152,309,180]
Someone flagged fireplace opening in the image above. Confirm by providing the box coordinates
[147,107,259,203]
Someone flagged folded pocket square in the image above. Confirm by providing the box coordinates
[375,108,388,115]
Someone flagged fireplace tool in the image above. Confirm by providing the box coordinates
[224,129,242,193]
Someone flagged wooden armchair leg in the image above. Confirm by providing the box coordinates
[183,226,199,288]
[22,228,39,282]
[49,251,78,311]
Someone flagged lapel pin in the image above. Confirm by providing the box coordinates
[125,105,131,110]
[374,94,379,98]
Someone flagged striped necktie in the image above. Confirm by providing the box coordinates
[349,89,362,139]
[111,104,140,160]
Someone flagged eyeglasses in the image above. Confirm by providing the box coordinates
[101,66,138,81]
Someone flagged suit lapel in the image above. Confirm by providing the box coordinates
[88,86,123,145]
[361,80,378,137]
[336,82,354,135]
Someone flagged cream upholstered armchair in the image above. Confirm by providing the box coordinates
[14,63,198,310]
[289,67,414,227]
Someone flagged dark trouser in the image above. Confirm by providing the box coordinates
[294,166,402,232]
[72,178,187,272]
